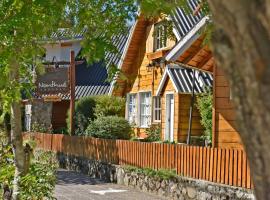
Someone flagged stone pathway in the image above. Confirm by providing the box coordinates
[54,169,168,200]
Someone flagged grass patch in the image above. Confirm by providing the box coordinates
[123,165,177,180]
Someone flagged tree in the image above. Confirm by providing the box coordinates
[0,1,136,199]
[138,0,270,199]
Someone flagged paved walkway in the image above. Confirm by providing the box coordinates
[54,169,168,200]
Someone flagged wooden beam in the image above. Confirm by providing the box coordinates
[197,53,213,69]
[70,50,75,135]
[183,45,204,64]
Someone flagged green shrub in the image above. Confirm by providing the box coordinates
[0,146,58,200]
[20,150,58,199]
[196,89,213,144]
[66,96,96,135]
[94,95,125,117]
[31,122,52,133]
[144,124,161,142]
[85,116,132,139]
[53,127,69,135]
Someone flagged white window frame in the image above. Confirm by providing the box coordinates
[153,96,161,123]
[126,93,137,125]
[153,22,167,51]
[138,91,152,128]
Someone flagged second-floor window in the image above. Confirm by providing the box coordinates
[154,22,167,51]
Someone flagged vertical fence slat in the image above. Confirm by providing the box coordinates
[233,149,238,186]
[221,148,225,184]
[187,145,190,177]
[192,146,196,178]
[242,151,247,188]
[183,146,187,176]
[229,149,233,185]
[238,150,243,187]
[181,145,184,174]
[247,161,251,189]
[206,147,210,180]
[225,149,229,185]
[213,148,217,182]
[209,148,214,182]
[203,147,207,180]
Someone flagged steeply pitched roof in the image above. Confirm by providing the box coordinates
[156,63,213,96]
[172,0,203,40]
[30,27,132,100]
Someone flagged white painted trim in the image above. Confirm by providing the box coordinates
[156,68,169,96]
[165,16,210,62]
[108,21,138,96]
[167,68,180,93]
[173,27,181,41]
[156,66,180,96]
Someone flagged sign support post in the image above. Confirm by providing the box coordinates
[70,50,75,135]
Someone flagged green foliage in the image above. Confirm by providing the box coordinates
[53,127,69,135]
[67,96,96,135]
[94,95,125,117]
[31,122,52,133]
[0,145,14,186]
[0,146,58,200]
[196,89,213,143]
[19,150,58,200]
[144,124,161,142]
[86,116,132,140]
[124,165,177,180]
[138,0,212,45]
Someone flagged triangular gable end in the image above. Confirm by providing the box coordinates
[156,64,213,96]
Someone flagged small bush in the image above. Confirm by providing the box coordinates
[94,95,125,117]
[19,151,58,199]
[85,116,132,139]
[66,96,96,135]
[144,124,161,142]
[196,89,213,144]
[53,127,69,135]
[31,122,52,133]
[123,165,177,180]
[0,146,58,200]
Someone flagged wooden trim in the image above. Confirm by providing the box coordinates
[146,49,168,60]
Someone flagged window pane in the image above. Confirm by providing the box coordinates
[128,94,136,124]
[140,92,151,127]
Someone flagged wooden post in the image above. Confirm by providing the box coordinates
[70,50,75,135]
[212,63,216,147]
[186,69,196,145]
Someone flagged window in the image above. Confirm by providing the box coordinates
[127,94,137,125]
[139,92,152,127]
[154,23,167,51]
[153,96,161,122]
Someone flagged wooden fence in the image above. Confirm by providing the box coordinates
[24,133,253,189]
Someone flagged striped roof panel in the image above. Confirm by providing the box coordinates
[172,0,203,39]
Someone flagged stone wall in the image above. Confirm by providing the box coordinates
[26,100,53,131]
[57,153,255,200]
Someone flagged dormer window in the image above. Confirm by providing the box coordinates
[153,22,167,51]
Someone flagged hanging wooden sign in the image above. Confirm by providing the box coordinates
[43,95,62,102]
[36,67,70,95]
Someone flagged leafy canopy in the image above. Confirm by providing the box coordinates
[0,0,137,116]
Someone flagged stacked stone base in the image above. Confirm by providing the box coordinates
[57,153,255,200]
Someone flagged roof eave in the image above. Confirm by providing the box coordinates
[165,16,210,62]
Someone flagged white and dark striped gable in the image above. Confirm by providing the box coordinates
[156,64,213,96]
